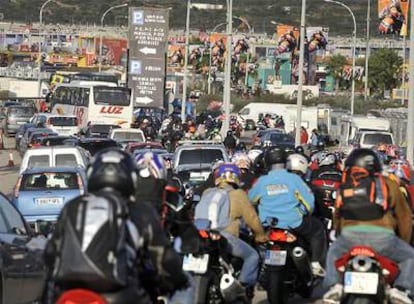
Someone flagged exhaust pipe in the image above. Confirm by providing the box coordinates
[291,246,313,284]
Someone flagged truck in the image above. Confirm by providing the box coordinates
[238,102,318,132]
[338,115,394,148]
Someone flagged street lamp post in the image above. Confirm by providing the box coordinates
[294,0,306,147]
[181,0,191,123]
[37,0,55,97]
[222,0,233,137]
[364,0,370,102]
[325,0,356,115]
[208,22,227,95]
[99,3,128,73]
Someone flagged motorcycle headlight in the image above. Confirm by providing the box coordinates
[331,191,337,200]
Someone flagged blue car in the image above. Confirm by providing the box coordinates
[13,167,87,225]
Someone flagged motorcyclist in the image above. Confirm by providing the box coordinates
[212,163,268,298]
[310,153,341,180]
[44,148,187,303]
[232,151,256,191]
[223,129,238,155]
[322,148,414,304]
[248,146,328,277]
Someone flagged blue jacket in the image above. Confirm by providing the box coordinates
[248,169,315,229]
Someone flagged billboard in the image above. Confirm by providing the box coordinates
[378,0,409,35]
[95,38,127,66]
[276,24,300,55]
[128,7,169,108]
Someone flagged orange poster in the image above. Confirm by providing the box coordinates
[276,24,300,55]
[378,0,409,35]
[167,44,185,67]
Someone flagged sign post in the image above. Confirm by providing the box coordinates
[128,8,169,109]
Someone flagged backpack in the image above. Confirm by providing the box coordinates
[50,192,142,292]
[336,168,389,221]
[194,187,231,231]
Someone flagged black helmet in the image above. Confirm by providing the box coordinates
[264,146,287,168]
[295,145,305,154]
[87,148,138,196]
[344,148,382,174]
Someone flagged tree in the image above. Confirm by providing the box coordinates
[368,48,402,98]
[324,54,347,95]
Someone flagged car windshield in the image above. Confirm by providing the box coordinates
[49,117,77,126]
[40,137,72,146]
[269,133,295,143]
[113,131,144,142]
[179,149,225,166]
[89,125,120,135]
[20,172,80,191]
[94,87,130,106]
[9,106,35,116]
[363,134,393,145]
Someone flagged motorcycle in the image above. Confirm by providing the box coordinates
[183,219,247,304]
[310,170,342,242]
[334,245,399,303]
[258,218,314,304]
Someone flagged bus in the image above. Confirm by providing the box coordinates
[50,82,133,129]
[49,72,120,86]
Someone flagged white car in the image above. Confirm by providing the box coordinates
[20,146,90,174]
[108,128,145,149]
[30,113,80,136]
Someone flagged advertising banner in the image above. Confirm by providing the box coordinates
[378,0,409,35]
[128,7,169,108]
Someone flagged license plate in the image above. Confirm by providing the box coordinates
[344,272,379,294]
[182,254,209,274]
[35,197,63,205]
[17,121,26,125]
[264,250,287,265]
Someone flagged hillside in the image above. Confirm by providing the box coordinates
[0,0,395,38]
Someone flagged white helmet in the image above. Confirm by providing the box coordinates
[319,153,337,167]
[247,149,263,163]
[286,153,309,175]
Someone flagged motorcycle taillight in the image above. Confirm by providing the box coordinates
[56,289,107,304]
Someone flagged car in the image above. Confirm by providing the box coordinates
[252,128,286,146]
[173,140,230,187]
[30,113,80,136]
[38,135,77,147]
[109,128,146,149]
[1,105,36,136]
[260,131,295,151]
[0,192,46,303]
[76,137,121,156]
[27,130,59,149]
[19,127,55,156]
[125,141,164,154]
[13,167,86,225]
[83,124,121,138]
[19,146,90,174]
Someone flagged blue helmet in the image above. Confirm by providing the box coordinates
[214,163,241,186]
[135,151,166,179]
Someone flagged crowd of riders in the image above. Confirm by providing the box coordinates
[39,123,414,304]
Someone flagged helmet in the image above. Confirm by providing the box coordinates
[317,140,325,150]
[232,152,251,170]
[264,146,287,168]
[389,159,412,183]
[87,148,138,196]
[319,153,337,167]
[142,118,149,124]
[295,146,305,154]
[248,149,263,163]
[286,153,309,176]
[165,176,185,208]
[344,148,382,174]
[135,151,166,179]
[214,163,241,186]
